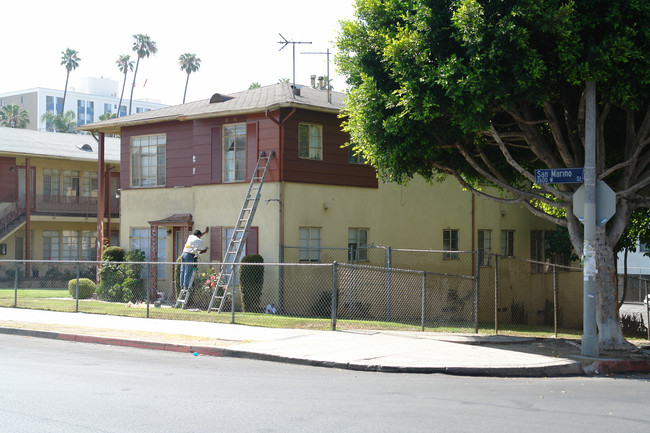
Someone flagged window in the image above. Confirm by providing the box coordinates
[222,228,246,284]
[81,231,97,261]
[299,227,321,262]
[104,103,112,114]
[119,105,127,117]
[62,230,79,260]
[77,100,94,126]
[443,229,459,259]
[478,230,491,266]
[131,228,166,279]
[501,230,514,257]
[45,96,63,131]
[530,230,569,273]
[223,123,246,182]
[131,134,166,187]
[81,171,98,197]
[348,228,368,262]
[63,170,80,198]
[43,169,60,197]
[43,231,60,260]
[348,146,366,164]
[299,123,322,160]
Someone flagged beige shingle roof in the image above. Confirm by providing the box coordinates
[0,127,120,163]
[79,82,345,134]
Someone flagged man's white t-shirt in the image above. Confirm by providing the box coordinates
[183,235,202,255]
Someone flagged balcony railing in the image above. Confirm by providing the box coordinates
[30,195,120,218]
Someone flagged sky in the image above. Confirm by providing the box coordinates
[2,0,357,106]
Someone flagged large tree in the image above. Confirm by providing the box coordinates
[41,110,77,133]
[337,0,650,348]
[129,34,157,115]
[178,53,201,104]
[0,104,30,128]
[60,48,80,116]
[116,54,134,117]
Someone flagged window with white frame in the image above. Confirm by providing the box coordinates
[299,123,322,160]
[223,123,246,182]
[62,230,80,260]
[443,229,459,259]
[63,170,80,198]
[501,230,514,257]
[130,228,166,279]
[81,171,98,197]
[299,227,321,262]
[43,230,60,260]
[348,228,368,262]
[478,230,491,266]
[43,169,60,197]
[131,134,166,187]
[348,146,367,164]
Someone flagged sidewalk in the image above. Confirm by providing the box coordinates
[2,307,649,376]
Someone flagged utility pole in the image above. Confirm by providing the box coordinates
[582,81,599,358]
[277,34,312,99]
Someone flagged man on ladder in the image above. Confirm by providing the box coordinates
[180,227,209,294]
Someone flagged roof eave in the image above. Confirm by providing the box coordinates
[78,101,342,134]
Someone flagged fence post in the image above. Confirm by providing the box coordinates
[75,260,80,313]
[13,261,18,307]
[474,251,480,334]
[331,261,338,331]
[645,280,649,341]
[553,264,558,338]
[421,271,426,331]
[384,246,391,321]
[146,263,150,318]
[494,254,498,335]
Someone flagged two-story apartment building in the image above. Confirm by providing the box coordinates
[79,82,567,310]
[0,127,120,277]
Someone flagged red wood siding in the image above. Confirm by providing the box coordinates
[209,226,222,262]
[0,157,17,202]
[281,109,378,188]
[118,108,375,191]
[246,226,258,256]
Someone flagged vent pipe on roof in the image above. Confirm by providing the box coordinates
[209,93,234,104]
[310,75,317,88]
[292,85,301,96]
[318,76,324,89]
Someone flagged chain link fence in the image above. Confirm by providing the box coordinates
[1,253,646,340]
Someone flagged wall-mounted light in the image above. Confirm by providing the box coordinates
[115,188,122,199]
[10,166,14,172]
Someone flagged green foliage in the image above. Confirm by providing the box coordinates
[621,313,648,338]
[68,278,96,299]
[0,104,30,128]
[239,254,264,313]
[97,248,146,302]
[511,301,528,325]
[102,246,125,262]
[40,110,77,133]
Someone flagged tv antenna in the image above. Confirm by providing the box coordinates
[302,48,332,103]
[278,33,311,99]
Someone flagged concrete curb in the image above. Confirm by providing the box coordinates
[0,326,585,377]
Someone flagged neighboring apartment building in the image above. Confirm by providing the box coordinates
[79,82,578,322]
[0,77,167,132]
[0,127,120,277]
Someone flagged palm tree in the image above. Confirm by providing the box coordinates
[248,82,261,90]
[116,54,134,117]
[179,53,201,103]
[99,112,117,121]
[129,34,157,115]
[0,105,30,128]
[41,110,77,133]
[60,48,81,116]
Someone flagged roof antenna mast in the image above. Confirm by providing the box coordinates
[277,33,312,99]
[301,48,332,103]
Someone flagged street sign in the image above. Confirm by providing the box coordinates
[573,181,616,226]
[535,168,584,184]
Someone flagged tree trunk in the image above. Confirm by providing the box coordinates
[118,71,127,117]
[129,58,141,116]
[183,73,190,104]
[567,219,627,349]
[61,71,70,117]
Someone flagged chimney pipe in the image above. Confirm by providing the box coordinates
[310,75,317,88]
[318,76,324,89]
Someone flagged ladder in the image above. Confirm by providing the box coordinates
[174,261,199,309]
[207,151,274,313]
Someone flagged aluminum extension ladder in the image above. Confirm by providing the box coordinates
[207,151,274,313]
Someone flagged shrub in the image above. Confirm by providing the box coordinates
[239,254,264,313]
[621,313,648,338]
[511,301,528,325]
[102,246,125,262]
[68,278,96,299]
[97,248,146,303]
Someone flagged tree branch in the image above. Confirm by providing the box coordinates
[543,101,576,167]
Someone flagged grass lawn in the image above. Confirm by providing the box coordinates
[0,288,594,339]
